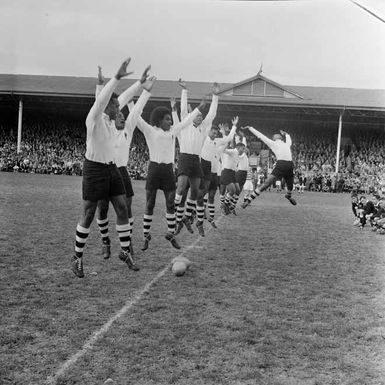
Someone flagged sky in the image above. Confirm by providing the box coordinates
[0,0,384,89]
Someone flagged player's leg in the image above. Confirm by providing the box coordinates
[73,199,98,277]
[175,174,189,206]
[184,176,200,223]
[175,186,189,235]
[242,174,277,208]
[283,168,297,206]
[96,199,111,259]
[142,189,157,251]
[110,193,139,271]
[164,189,181,249]
[196,179,211,236]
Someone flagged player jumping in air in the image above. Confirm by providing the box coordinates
[242,127,297,208]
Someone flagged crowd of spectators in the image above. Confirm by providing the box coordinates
[1,118,384,194]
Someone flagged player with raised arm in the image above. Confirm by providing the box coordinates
[193,117,238,235]
[174,79,219,233]
[72,58,138,278]
[95,65,151,260]
[242,127,297,208]
[131,94,207,251]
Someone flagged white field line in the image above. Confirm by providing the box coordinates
[45,215,223,385]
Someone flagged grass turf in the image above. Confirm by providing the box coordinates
[1,173,385,385]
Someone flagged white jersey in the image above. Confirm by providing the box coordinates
[237,153,249,171]
[134,108,201,164]
[178,90,218,155]
[222,149,239,171]
[248,127,292,161]
[85,78,121,164]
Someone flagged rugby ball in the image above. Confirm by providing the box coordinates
[172,261,187,276]
[171,256,191,268]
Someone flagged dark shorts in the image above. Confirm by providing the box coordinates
[118,166,134,198]
[271,160,294,180]
[146,162,175,192]
[82,158,125,201]
[201,159,212,181]
[220,168,236,186]
[235,170,248,187]
[177,153,203,178]
[209,173,220,191]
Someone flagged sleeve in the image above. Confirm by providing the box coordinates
[172,110,180,125]
[125,89,151,135]
[285,134,292,147]
[200,94,218,135]
[95,84,103,98]
[216,124,237,146]
[180,89,188,119]
[248,127,274,149]
[127,100,152,136]
[172,107,200,136]
[224,148,238,156]
[118,80,141,109]
[86,77,119,126]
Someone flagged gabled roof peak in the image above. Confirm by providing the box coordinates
[218,71,304,100]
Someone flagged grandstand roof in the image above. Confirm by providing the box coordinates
[1,73,385,111]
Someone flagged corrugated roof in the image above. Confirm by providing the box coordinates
[0,74,384,110]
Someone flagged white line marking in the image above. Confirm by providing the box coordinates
[45,215,223,385]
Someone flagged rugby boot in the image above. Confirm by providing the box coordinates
[165,232,181,249]
[182,216,194,233]
[241,198,251,209]
[196,220,205,237]
[119,249,139,271]
[71,255,84,278]
[141,234,151,251]
[102,242,111,260]
[285,194,297,206]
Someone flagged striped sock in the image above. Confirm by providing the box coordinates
[249,189,260,200]
[231,194,239,208]
[225,193,231,207]
[185,199,196,218]
[174,193,183,207]
[75,224,90,257]
[166,212,176,234]
[176,204,185,223]
[143,214,153,239]
[196,204,205,222]
[128,217,134,237]
[208,203,215,220]
[219,195,225,205]
[203,195,208,210]
[116,223,131,252]
[97,218,110,245]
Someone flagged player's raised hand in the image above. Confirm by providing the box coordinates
[97,66,105,85]
[115,57,133,80]
[170,97,177,111]
[231,116,239,126]
[140,65,151,84]
[212,82,220,95]
[142,76,157,92]
[178,78,187,89]
[197,96,207,112]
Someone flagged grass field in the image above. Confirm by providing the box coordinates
[1,172,385,385]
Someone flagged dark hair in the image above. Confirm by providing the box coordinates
[150,106,171,127]
[211,125,220,131]
[108,92,119,104]
[236,142,246,147]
